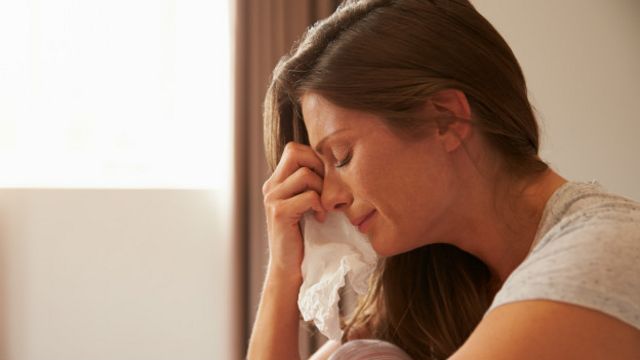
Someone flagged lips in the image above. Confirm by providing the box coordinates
[351,210,376,228]
[357,211,377,233]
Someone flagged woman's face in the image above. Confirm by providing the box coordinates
[301,92,460,256]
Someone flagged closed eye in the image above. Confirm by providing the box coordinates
[335,152,352,168]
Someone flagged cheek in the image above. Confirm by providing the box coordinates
[351,143,454,253]
[348,156,383,199]
[371,164,455,253]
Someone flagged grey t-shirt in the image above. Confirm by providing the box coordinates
[485,180,640,330]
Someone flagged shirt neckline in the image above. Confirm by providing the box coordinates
[527,179,602,254]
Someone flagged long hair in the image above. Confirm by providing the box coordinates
[263,0,548,358]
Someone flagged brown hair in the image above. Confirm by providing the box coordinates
[263,0,548,358]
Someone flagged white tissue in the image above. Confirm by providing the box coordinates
[297,211,378,340]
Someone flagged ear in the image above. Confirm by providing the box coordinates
[424,89,472,152]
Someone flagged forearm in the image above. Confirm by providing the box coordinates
[247,267,303,360]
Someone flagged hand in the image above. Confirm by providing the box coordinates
[262,142,327,280]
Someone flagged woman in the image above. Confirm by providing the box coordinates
[247,0,640,359]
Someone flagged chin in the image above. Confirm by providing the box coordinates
[369,231,423,258]
[369,236,403,257]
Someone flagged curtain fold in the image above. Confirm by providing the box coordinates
[233,1,341,358]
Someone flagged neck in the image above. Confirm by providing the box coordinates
[451,169,567,285]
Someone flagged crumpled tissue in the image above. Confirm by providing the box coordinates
[297,211,378,340]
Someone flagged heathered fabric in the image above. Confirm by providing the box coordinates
[484,180,640,330]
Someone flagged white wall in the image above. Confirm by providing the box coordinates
[472,0,640,200]
[0,189,234,360]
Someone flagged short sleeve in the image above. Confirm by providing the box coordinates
[486,220,640,330]
[328,339,413,360]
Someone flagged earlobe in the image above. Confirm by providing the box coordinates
[441,121,471,152]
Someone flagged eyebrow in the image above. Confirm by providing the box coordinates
[313,129,349,154]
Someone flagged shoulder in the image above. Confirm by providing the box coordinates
[458,185,640,359]
[543,181,640,240]
[488,211,640,331]
[491,182,640,316]
[524,181,640,275]
[528,212,640,271]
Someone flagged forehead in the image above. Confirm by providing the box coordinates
[300,92,386,146]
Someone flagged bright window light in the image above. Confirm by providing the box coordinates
[0,0,231,189]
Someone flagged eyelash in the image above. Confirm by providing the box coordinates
[335,152,352,168]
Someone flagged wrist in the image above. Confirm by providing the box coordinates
[266,263,303,286]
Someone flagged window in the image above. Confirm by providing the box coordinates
[0,0,231,189]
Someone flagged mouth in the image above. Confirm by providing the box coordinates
[353,210,376,233]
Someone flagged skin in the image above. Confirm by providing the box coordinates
[247,89,640,359]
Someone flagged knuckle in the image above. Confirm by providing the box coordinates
[262,179,271,195]
[304,189,320,202]
[280,148,295,166]
[283,141,298,155]
[271,203,287,220]
[299,166,314,178]
[285,141,298,150]
[278,150,289,166]
[263,191,274,205]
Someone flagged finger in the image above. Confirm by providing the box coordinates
[313,209,326,223]
[267,166,324,202]
[271,142,325,184]
[276,190,325,223]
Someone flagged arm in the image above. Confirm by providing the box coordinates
[247,142,327,360]
[247,267,303,360]
[449,300,640,360]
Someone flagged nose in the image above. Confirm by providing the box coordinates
[320,172,352,211]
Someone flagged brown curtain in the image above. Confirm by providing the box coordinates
[233,1,342,358]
